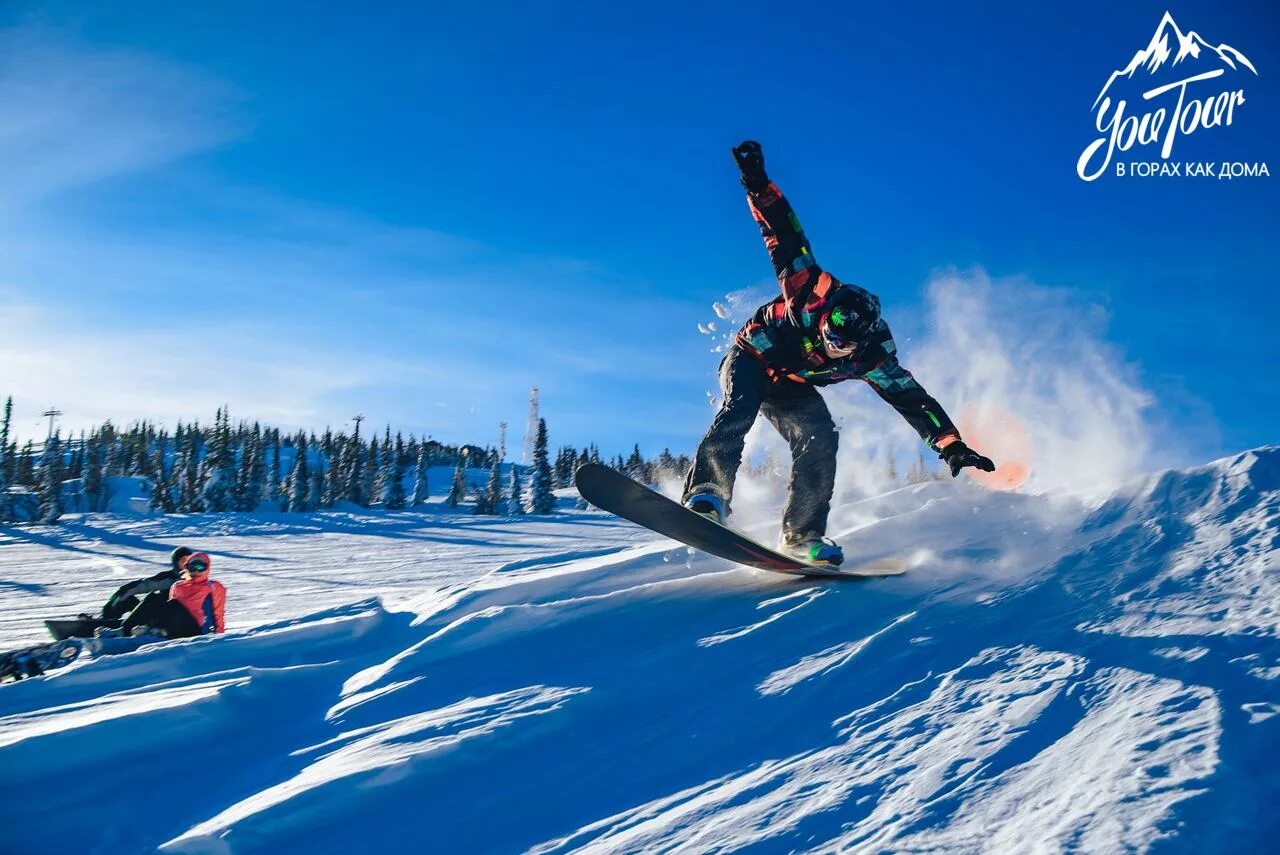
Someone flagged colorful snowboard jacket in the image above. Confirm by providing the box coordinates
[735,182,960,450]
[170,576,226,634]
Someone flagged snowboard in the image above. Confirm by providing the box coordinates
[573,463,907,579]
[2,633,167,681]
[46,617,116,641]
[0,638,87,681]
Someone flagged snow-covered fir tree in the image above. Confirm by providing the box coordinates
[526,418,555,514]
[16,440,36,487]
[372,427,391,503]
[286,433,309,512]
[507,465,524,516]
[179,433,202,513]
[382,439,407,510]
[39,431,63,524]
[474,459,502,515]
[410,442,429,507]
[64,434,79,482]
[266,428,283,507]
[248,426,267,510]
[552,447,570,488]
[655,448,677,479]
[322,433,343,508]
[0,396,11,521]
[200,408,237,512]
[343,428,364,506]
[233,426,258,511]
[132,424,152,479]
[625,444,647,483]
[83,438,108,513]
[148,444,174,514]
[107,426,130,477]
[65,431,85,481]
[360,439,378,508]
[308,460,325,511]
[446,452,468,507]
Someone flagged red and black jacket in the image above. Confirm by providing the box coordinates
[735,182,960,450]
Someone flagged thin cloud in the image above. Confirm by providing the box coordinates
[0,25,244,213]
[0,25,709,453]
[0,292,447,434]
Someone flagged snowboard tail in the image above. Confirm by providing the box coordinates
[0,639,87,681]
[46,617,115,641]
[573,464,905,579]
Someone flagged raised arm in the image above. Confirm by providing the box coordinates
[732,142,822,306]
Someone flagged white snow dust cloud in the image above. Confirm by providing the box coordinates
[693,268,1166,523]
[907,269,1157,494]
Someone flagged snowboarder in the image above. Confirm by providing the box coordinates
[683,142,994,566]
[2,552,227,680]
[102,545,194,620]
[46,546,196,639]
[113,551,226,639]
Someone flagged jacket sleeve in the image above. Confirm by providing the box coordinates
[862,356,961,450]
[109,571,178,608]
[213,582,226,633]
[746,183,824,306]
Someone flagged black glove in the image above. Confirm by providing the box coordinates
[939,440,996,478]
[731,141,770,193]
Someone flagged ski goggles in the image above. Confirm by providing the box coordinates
[819,320,858,355]
[183,555,210,574]
[821,306,874,354]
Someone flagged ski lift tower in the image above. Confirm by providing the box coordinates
[41,408,62,442]
[521,387,539,465]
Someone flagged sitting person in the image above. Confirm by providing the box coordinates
[101,546,194,621]
[115,551,227,639]
[55,546,195,638]
[5,552,227,680]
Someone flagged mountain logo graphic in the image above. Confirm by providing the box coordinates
[1077,11,1261,182]
[1092,11,1257,111]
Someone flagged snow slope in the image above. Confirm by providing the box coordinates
[0,448,1277,853]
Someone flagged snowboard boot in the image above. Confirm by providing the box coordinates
[780,534,845,567]
[683,487,727,524]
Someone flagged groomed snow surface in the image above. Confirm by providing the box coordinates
[1,448,1277,853]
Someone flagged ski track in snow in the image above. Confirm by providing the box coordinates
[0,449,1278,853]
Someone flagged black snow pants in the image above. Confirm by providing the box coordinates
[682,344,838,541]
[120,592,201,639]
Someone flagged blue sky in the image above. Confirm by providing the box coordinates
[1,0,1276,460]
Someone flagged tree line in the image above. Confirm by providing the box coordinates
[0,397,694,525]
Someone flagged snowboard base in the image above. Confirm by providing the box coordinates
[1,638,87,681]
[574,464,907,579]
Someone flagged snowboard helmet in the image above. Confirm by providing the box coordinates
[170,546,194,570]
[820,288,881,353]
[181,552,211,578]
